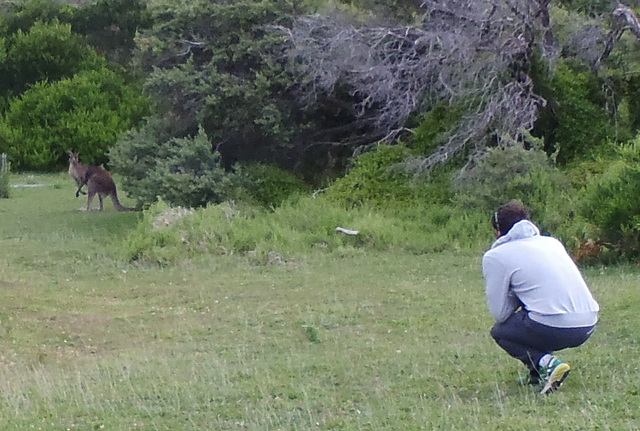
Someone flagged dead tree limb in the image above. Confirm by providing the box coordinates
[278,0,554,172]
[596,3,640,70]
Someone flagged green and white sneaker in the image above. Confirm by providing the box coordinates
[539,357,571,395]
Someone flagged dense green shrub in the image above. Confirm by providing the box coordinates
[533,59,613,164]
[120,194,490,266]
[136,0,306,171]
[71,0,150,64]
[0,0,75,35]
[580,142,640,256]
[232,163,310,209]
[0,68,149,170]
[326,144,414,207]
[555,0,614,15]
[326,142,456,210]
[452,146,573,234]
[110,121,231,209]
[2,21,104,96]
[409,102,463,156]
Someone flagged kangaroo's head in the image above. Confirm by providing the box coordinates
[67,150,79,166]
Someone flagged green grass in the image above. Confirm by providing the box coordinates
[0,174,638,430]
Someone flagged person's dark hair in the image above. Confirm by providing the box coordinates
[492,201,529,236]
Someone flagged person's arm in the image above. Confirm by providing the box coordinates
[482,255,520,323]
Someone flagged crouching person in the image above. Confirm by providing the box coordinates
[482,201,599,394]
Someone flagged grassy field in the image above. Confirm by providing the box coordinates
[0,174,639,430]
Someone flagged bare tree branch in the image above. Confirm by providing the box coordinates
[596,3,640,70]
[277,0,554,171]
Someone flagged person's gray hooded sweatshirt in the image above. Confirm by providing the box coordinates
[483,220,599,327]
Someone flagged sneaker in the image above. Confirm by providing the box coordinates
[539,357,571,394]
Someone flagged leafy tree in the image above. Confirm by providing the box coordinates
[2,21,105,96]
[533,59,613,164]
[556,0,615,16]
[0,68,149,170]
[0,0,75,35]
[109,118,230,208]
[580,142,640,255]
[71,0,151,64]
[134,0,309,171]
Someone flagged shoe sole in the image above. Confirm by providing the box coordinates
[540,363,571,394]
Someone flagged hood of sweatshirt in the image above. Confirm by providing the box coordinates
[491,219,540,249]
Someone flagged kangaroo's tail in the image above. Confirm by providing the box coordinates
[111,192,135,212]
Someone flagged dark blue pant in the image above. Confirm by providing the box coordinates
[490,310,596,371]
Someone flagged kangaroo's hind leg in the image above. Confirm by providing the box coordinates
[86,190,96,211]
[98,193,105,211]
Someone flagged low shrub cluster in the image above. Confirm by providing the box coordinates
[116,130,640,266]
[231,163,311,209]
[452,145,575,237]
[120,195,492,266]
[579,143,640,258]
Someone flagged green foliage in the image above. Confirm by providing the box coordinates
[409,102,464,156]
[580,141,640,255]
[336,0,422,22]
[119,198,185,265]
[0,152,9,198]
[135,0,312,170]
[325,144,414,207]
[555,0,614,15]
[71,0,150,64]
[2,21,105,96]
[0,68,149,170]
[232,163,310,209]
[0,0,75,35]
[533,59,613,164]
[601,62,640,141]
[453,146,573,235]
[110,121,231,209]
[120,192,490,266]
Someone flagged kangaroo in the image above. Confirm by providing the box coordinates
[67,151,134,212]
[67,150,88,195]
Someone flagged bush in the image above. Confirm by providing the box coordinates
[326,144,414,207]
[452,146,574,235]
[232,163,310,209]
[0,0,75,35]
[120,193,492,266]
[71,0,150,64]
[409,101,463,156]
[3,20,104,96]
[0,68,149,170]
[110,121,231,209]
[136,0,305,171]
[580,142,640,257]
[533,59,613,164]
